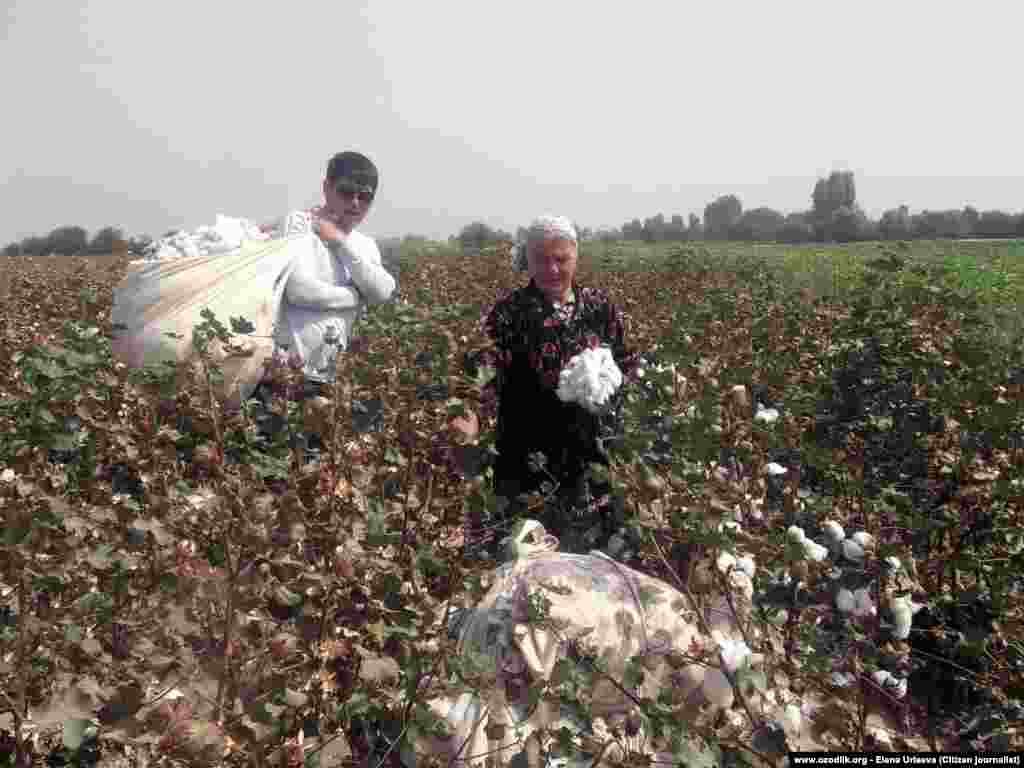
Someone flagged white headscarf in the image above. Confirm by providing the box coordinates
[511,214,578,272]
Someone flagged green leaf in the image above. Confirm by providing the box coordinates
[64,624,83,644]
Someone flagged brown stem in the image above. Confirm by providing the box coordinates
[215,529,236,723]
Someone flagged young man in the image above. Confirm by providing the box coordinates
[274,151,397,389]
[253,152,396,459]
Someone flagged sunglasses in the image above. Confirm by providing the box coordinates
[333,180,374,205]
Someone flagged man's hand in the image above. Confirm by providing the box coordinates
[314,218,343,243]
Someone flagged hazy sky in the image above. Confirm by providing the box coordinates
[2,0,1021,245]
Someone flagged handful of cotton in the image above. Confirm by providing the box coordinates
[556,346,623,414]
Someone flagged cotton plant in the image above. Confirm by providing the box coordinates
[556,346,623,415]
[836,587,875,618]
[787,525,829,562]
[889,593,925,640]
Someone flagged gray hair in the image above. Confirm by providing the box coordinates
[512,215,578,271]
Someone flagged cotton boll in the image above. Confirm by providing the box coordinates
[787,526,807,543]
[802,540,828,562]
[713,631,753,673]
[718,520,742,535]
[851,531,874,549]
[890,594,923,640]
[842,538,865,562]
[736,555,756,579]
[831,672,854,688]
[716,552,737,574]
[889,677,908,699]
[822,520,845,543]
[765,462,788,476]
[885,556,902,572]
[755,403,780,424]
[836,588,855,614]
[852,588,875,618]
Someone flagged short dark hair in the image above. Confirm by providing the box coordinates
[326,151,379,193]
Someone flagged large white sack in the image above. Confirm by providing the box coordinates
[110,234,314,409]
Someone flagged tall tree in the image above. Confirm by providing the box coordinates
[811,171,857,240]
[43,226,89,256]
[703,195,743,240]
[88,226,126,254]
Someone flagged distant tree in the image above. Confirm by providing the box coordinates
[811,171,857,240]
[41,226,89,256]
[687,213,702,240]
[642,214,666,243]
[731,207,785,241]
[88,226,126,254]
[973,210,1018,238]
[456,221,511,252]
[962,206,979,236]
[878,206,912,240]
[776,213,814,244]
[1016,213,1024,237]
[703,195,742,240]
[622,219,644,241]
[911,210,966,240]
[831,205,868,243]
[667,214,686,240]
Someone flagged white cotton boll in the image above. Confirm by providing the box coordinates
[842,538,865,562]
[765,462,788,476]
[802,540,829,562]
[556,346,623,414]
[836,588,855,614]
[885,556,902,572]
[890,677,908,699]
[852,588,875,618]
[718,519,742,535]
[822,520,845,542]
[713,631,753,674]
[890,594,923,640]
[755,403,780,424]
[716,552,737,574]
[787,526,807,543]
[736,555,756,579]
[831,672,854,688]
[872,670,893,688]
[851,531,874,549]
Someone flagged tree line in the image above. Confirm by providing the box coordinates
[2,226,156,258]
[7,171,1023,257]
[453,170,1024,249]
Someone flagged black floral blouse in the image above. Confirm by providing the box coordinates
[468,278,640,554]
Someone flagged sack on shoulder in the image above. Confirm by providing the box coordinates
[110,234,315,410]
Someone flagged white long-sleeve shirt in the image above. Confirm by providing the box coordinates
[271,209,397,383]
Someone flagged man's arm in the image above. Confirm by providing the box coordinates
[325,237,396,306]
[283,248,362,311]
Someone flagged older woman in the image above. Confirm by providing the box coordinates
[467,215,640,557]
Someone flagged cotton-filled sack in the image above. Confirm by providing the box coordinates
[110,233,314,410]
